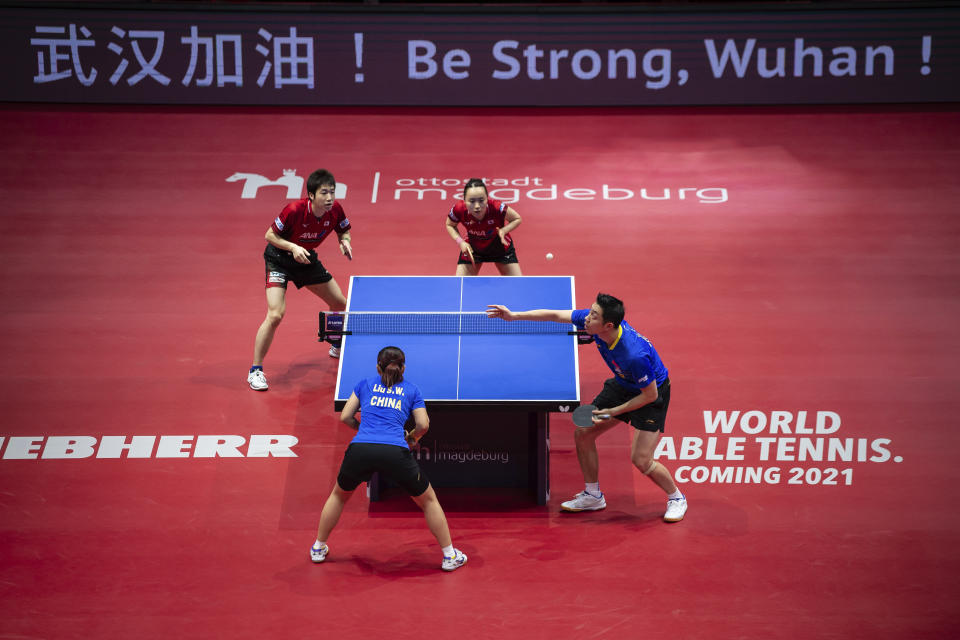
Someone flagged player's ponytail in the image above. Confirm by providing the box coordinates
[377,346,405,388]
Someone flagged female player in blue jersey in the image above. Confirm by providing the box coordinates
[309,346,468,571]
[487,293,687,522]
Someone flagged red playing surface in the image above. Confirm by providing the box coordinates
[1,104,958,639]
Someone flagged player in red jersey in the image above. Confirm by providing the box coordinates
[444,178,522,275]
[248,169,353,391]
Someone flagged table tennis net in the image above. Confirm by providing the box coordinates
[320,311,575,335]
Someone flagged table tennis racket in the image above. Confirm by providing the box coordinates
[571,404,610,427]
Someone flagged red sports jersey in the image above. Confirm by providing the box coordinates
[447,198,512,253]
[271,199,350,250]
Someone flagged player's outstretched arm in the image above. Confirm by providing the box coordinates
[486,305,572,323]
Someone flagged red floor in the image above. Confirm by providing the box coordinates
[1,104,958,639]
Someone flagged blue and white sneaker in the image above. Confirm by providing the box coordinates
[310,542,329,563]
[441,549,467,572]
[247,369,268,391]
[664,496,687,522]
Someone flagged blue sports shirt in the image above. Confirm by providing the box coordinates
[571,309,669,393]
[350,375,426,448]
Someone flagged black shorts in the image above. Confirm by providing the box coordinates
[336,442,430,496]
[263,244,332,289]
[592,377,671,433]
[457,243,519,265]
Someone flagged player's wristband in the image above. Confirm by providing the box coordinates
[454,236,464,246]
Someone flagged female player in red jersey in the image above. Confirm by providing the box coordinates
[444,178,522,275]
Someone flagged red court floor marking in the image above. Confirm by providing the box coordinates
[0,104,958,639]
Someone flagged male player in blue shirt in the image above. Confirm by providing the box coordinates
[487,293,687,522]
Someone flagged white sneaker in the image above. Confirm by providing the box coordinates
[664,496,687,522]
[560,490,606,512]
[441,549,468,572]
[328,346,340,358]
[247,369,268,391]
[310,542,328,563]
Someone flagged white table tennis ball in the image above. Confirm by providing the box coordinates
[546,253,554,260]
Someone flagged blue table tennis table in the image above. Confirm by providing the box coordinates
[333,276,581,504]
